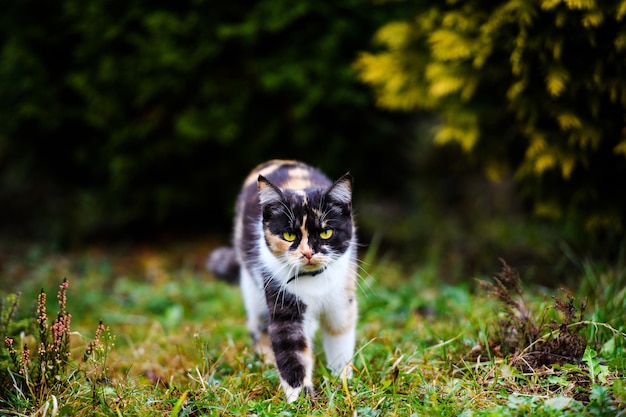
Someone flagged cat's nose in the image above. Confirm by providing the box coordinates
[302,250,314,260]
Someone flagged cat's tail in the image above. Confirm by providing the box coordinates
[206,246,240,284]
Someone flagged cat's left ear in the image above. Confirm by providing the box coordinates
[257,175,284,206]
[326,173,353,205]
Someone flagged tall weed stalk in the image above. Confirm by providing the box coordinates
[1,278,108,412]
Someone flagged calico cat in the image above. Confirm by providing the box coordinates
[208,160,358,402]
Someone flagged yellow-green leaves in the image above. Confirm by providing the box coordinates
[354,7,483,111]
[433,111,479,152]
[354,19,436,111]
[355,0,626,233]
[614,140,626,157]
[618,0,626,20]
[374,21,412,51]
[545,66,569,97]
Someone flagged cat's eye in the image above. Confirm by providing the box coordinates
[282,231,297,242]
[320,229,333,239]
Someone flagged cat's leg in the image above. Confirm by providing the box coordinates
[269,319,314,402]
[321,285,357,378]
[321,316,356,378]
[264,281,314,402]
[240,268,273,362]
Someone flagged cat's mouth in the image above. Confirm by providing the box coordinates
[286,266,327,283]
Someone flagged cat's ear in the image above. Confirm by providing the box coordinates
[257,175,284,206]
[326,173,353,205]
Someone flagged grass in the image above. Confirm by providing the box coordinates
[1,242,625,416]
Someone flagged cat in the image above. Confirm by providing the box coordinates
[207,159,358,402]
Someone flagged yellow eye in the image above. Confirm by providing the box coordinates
[283,231,296,242]
[320,229,333,239]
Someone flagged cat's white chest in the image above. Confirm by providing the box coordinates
[255,228,354,303]
[285,249,353,304]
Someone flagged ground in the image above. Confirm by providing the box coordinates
[0,241,625,416]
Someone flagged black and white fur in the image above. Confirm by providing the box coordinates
[208,160,358,402]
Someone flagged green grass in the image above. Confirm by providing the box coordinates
[1,244,625,416]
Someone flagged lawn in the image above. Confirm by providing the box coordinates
[1,242,625,416]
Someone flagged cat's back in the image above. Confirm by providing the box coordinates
[237,160,331,214]
[240,159,332,196]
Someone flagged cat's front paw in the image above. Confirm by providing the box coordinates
[328,362,353,380]
[281,382,315,403]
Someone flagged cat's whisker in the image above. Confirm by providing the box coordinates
[318,201,328,224]
[355,258,371,277]
[355,271,374,296]
[270,261,295,313]
[278,200,297,224]
[291,268,304,316]
[288,263,307,316]
[352,257,375,296]
[280,204,295,223]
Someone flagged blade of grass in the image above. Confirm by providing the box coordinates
[170,390,188,417]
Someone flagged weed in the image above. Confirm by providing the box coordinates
[477,259,587,370]
[0,278,110,414]
[475,259,626,414]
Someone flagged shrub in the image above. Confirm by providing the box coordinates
[355,0,626,249]
[0,0,411,243]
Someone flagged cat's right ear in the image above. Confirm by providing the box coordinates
[257,175,284,206]
[326,173,353,205]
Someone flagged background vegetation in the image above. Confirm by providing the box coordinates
[2,0,624,281]
[1,1,626,414]
[0,0,413,245]
[354,0,626,260]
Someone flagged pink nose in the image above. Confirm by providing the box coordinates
[302,250,314,260]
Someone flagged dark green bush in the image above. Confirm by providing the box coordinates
[0,0,412,243]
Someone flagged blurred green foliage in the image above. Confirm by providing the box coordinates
[355,0,626,246]
[0,0,413,243]
[1,0,624,277]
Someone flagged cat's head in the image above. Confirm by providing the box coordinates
[257,174,354,276]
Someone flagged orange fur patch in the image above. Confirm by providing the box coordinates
[243,159,301,187]
[281,167,314,190]
[321,301,357,336]
[264,229,291,257]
